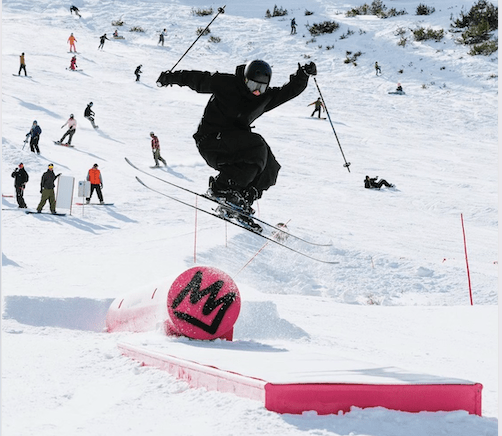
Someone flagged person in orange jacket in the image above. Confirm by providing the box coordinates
[86,163,104,204]
[68,33,77,52]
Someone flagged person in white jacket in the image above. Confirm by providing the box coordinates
[59,114,77,145]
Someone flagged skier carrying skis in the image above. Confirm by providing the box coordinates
[84,102,98,128]
[156,60,317,219]
[135,65,142,82]
[18,53,27,76]
[98,33,109,50]
[11,163,29,208]
[37,163,61,214]
[26,120,42,154]
[150,132,167,167]
[86,163,105,204]
[59,114,77,145]
[364,175,394,189]
[69,55,78,71]
[68,33,77,52]
[308,97,324,118]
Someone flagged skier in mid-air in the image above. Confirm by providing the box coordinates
[156,60,317,227]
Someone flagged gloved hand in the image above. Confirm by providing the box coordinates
[156,71,181,87]
[40,188,43,193]
[26,133,30,137]
[100,184,103,189]
[56,173,62,178]
[302,62,317,76]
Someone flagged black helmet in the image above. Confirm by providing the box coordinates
[244,60,271,95]
[89,102,93,106]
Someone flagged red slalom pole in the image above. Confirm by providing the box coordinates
[460,213,473,305]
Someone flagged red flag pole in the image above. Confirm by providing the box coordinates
[460,213,473,305]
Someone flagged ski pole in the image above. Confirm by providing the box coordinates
[312,76,351,172]
[22,137,29,150]
[169,5,226,72]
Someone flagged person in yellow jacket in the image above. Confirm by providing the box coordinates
[18,53,27,76]
[68,33,77,52]
[86,163,104,204]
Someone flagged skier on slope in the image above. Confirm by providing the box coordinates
[26,120,42,154]
[135,65,142,82]
[150,132,167,167]
[156,60,317,223]
[37,163,61,214]
[18,52,28,76]
[69,55,78,71]
[98,33,109,50]
[84,102,98,128]
[68,33,77,52]
[58,114,77,145]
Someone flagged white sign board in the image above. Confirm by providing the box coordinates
[56,175,74,210]
[78,180,91,197]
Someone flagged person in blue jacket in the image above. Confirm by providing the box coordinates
[26,120,42,154]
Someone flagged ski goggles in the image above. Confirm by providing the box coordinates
[245,79,268,96]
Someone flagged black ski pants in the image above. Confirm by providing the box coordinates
[86,184,103,202]
[30,136,40,153]
[15,186,27,208]
[196,130,281,195]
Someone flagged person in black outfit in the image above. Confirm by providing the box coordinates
[84,102,97,128]
[37,164,61,213]
[156,60,317,216]
[364,175,394,189]
[26,120,42,154]
[98,34,109,50]
[135,65,142,82]
[11,163,29,208]
[70,5,81,17]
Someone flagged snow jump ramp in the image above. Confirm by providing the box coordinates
[108,267,482,416]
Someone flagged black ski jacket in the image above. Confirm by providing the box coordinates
[40,170,60,190]
[167,64,310,143]
[84,105,94,117]
[12,168,29,187]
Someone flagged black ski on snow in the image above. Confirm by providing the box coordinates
[25,211,66,216]
[134,176,338,265]
[125,157,331,248]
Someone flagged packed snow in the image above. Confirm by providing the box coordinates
[1,0,498,434]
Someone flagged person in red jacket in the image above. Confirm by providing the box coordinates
[86,163,104,204]
[69,55,78,70]
[150,132,167,167]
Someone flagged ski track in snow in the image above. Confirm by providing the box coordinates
[1,0,498,434]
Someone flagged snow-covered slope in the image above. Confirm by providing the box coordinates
[1,0,498,434]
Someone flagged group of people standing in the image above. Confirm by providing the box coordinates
[10,161,106,212]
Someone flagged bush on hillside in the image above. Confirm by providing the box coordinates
[265,5,288,18]
[411,26,444,42]
[192,7,213,16]
[416,3,435,15]
[112,18,124,26]
[468,38,498,55]
[129,26,144,32]
[305,9,314,16]
[457,20,492,44]
[196,27,211,36]
[451,0,497,32]
[209,35,221,43]
[307,20,340,36]
[346,0,406,18]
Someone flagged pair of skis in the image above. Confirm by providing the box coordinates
[125,158,337,265]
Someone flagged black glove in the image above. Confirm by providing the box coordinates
[156,71,181,87]
[302,62,317,76]
[56,173,62,178]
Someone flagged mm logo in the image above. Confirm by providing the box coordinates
[169,268,240,337]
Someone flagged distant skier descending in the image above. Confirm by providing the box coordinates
[98,33,109,50]
[156,60,317,221]
[84,102,98,128]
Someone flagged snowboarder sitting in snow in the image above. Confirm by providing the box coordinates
[396,83,403,92]
[135,65,142,82]
[70,55,78,70]
[364,175,394,189]
[308,97,324,118]
[84,102,97,129]
[156,60,317,225]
